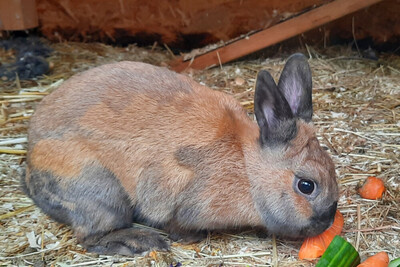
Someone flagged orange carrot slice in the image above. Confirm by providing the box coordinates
[359,176,385,200]
[299,210,344,260]
[299,235,326,260]
[357,251,389,267]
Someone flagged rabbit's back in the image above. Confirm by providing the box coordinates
[29,61,254,143]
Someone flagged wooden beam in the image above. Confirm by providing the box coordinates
[0,0,38,30]
[170,0,383,72]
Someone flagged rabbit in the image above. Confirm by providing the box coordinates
[22,53,339,256]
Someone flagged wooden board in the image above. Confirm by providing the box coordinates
[170,0,384,72]
[0,0,38,30]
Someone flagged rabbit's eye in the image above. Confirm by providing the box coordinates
[298,179,315,195]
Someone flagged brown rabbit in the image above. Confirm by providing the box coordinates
[22,53,339,256]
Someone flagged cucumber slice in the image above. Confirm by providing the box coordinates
[316,235,360,267]
[389,257,400,267]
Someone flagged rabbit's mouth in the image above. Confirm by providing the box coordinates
[306,201,338,236]
[260,201,337,239]
[284,201,337,238]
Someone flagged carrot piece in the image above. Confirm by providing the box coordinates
[359,176,385,200]
[357,252,390,267]
[299,210,344,260]
[299,235,325,260]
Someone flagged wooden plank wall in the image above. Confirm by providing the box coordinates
[35,0,400,48]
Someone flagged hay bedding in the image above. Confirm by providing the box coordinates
[0,41,399,266]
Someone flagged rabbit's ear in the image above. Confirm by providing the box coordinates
[277,53,313,122]
[254,70,297,147]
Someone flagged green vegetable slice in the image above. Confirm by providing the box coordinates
[316,235,360,267]
[389,257,400,267]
